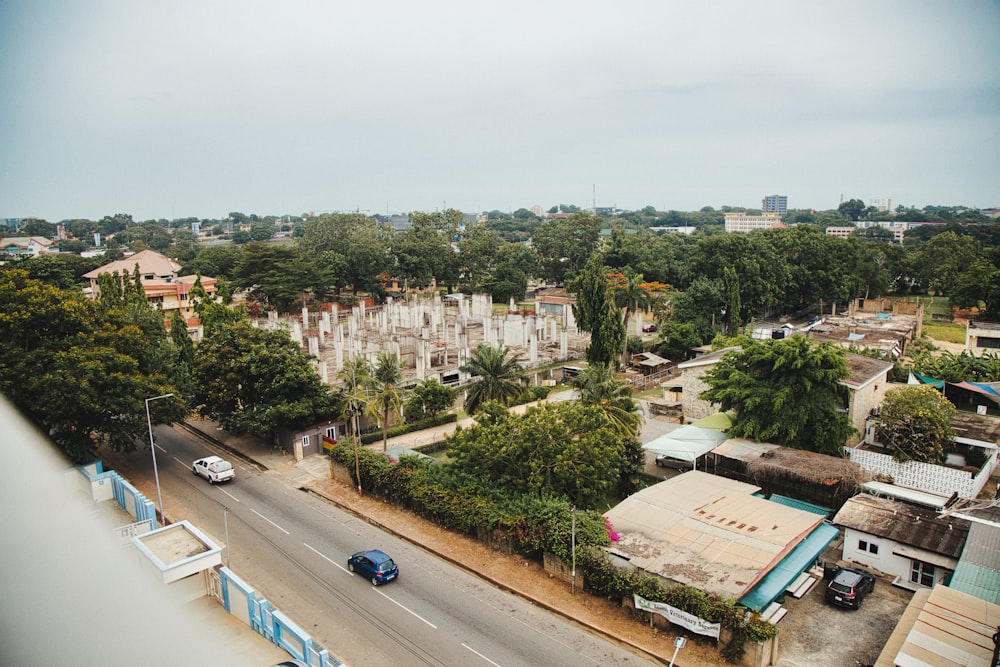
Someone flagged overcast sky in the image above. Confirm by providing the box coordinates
[1,1,997,222]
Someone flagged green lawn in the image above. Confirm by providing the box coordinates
[922,321,967,345]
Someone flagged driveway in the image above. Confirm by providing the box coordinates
[774,541,913,666]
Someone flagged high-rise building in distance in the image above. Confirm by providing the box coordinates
[761,194,788,215]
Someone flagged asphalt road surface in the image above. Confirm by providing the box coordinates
[115,425,658,667]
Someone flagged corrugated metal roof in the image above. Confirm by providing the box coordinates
[766,494,833,517]
[949,522,1000,604]
[861,481,950,509]
[604,472,822,600]
[877,585,1000,667]
[739,523,839,613]
[832,494,969,559]
[950,561,1000,605]
[711,438,780,460]
[956,521,1000,569]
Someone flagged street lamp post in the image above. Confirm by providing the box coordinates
[571,506,577,595]
[145,393,174,528]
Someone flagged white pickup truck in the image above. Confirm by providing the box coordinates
[192,456,235,484]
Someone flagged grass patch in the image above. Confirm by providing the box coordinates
[922,321,966,344]
[921,296,954,319]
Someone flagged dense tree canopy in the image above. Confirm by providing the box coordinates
[446,401,629,509]
[191,321,336,443]
[874,385,955,463]
[0,270,184,462]
[405,378,457,421]
[700,337,854,455]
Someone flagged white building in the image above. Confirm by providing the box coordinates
[723,212,784,233]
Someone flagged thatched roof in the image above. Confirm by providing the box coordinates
[744,446,869,489]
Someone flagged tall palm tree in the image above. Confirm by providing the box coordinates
[615,271,655,368]
[338,357,374,438]
[366,351,405,451]
[571,363,643,440]
[460,344,525,415]
[338,357,373,494]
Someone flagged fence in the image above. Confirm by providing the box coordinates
[626,365,678,393]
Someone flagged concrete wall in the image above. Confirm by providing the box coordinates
[846,447,996,499]
[846,378,890,446]
[680,369,720,421]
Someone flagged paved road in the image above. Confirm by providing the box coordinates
[112,424,659,667]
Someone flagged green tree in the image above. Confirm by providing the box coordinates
[571,364,642,438]
[918,231,983,298]
[838,198,866,221]
[394,211,459,290]
[18,218,55,237]
[481,262,527,304]
[874,385,955,463]
[700,337,854,455]
[459,344,525,414]
[532,212,602,284]
[337,358,374,438]
[457,222,503,287]
[446,401,627,509]
[234,243,322,312]
[569,365,646,496]
[654,321,703,360]
[366,351,406,451]
[0,270,182,462]
[191,321,335,443]
[249,222,274,242]
[405,378,457,421]
[570,254,626,369]
[611,270,659,366]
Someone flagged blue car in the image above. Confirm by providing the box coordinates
[347,549,399,586]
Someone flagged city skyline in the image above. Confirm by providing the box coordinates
[1,1,997,222]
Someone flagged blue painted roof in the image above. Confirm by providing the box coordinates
[949,523,1000,604]
[766,494,833,517]
[950,561,1000,605]
[739,523,839,613]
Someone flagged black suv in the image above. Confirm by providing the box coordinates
[825,567,876,609]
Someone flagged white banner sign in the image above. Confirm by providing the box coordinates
[633,594,721,639]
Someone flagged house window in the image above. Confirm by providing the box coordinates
[301,435,310,447]
[858,540,878,555]
[325,426,338,440]
[910,560,935,587]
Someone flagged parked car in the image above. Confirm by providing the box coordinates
[825,566,876,609]
[642,323,658,333]
[191,456,235,484]
[348,549,399,586]
[655,453,693,471]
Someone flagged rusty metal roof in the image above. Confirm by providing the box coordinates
[832,493,969,559]
[604,471,823,599]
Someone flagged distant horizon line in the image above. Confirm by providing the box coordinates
[8,200,999,224]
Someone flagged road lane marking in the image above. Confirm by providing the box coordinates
[218,487,240,502]
[373,588,437,628]
[462,643,502,666]
[304,543,350,574]
[251,508,290,534]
